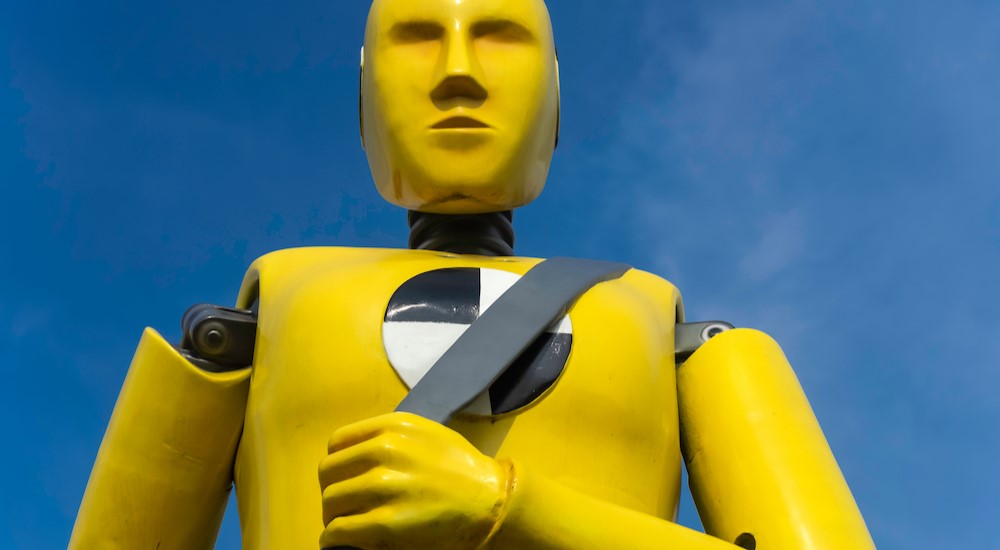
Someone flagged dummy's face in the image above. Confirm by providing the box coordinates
[363,0,559,213]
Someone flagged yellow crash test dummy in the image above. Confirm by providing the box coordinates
[71,0,875,549]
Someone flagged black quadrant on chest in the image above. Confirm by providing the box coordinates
[384,268,480,324]
[490,331,572,415]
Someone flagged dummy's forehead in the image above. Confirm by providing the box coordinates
[366,0,553,41]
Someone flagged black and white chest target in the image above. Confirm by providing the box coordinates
[383,267,572,416]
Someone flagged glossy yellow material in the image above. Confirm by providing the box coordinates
[492,459,742,550]
[70,328,250,549]
[361,0,560,213]
[678,328,876,549]
[313,410,743,550]
[73,248,874,549]
[318,413,508,549]
[235,247,689,548]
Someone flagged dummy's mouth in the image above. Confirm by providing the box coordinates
[431,116,490,129]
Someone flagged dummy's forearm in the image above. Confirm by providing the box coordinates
[489,463,739,550]
[70,328,251,550]
[678,328,875,549]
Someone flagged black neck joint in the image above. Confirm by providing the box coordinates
[408,211,515,257]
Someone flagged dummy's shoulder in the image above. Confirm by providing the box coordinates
[615,265,685,316]
[621,265,681,294]
[236,246,401,308]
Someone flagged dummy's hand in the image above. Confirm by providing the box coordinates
[318,412,512,550]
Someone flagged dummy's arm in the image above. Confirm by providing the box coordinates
[319,412,744,550]
[493,328,876,550]
[317,327,873,548]
[69,327,251,549]
[677,328,876,549]
[486,464,744,550]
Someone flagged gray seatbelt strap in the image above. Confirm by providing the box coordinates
[330,258,631,550]
[395,257,631,424]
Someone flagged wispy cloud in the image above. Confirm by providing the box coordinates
[739,209,806,281]
[9,305,52,340]
[596,1,1000,547]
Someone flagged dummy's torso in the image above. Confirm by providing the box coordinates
[232,247,683,549]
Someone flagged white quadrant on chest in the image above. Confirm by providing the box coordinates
[382,322,470,389]
[479,268,572,334]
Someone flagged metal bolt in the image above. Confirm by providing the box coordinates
[205,329,224,348]
[700,323,731,343]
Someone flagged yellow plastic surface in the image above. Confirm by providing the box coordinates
[234,247,690,549]
[678,328,876,549]
[73,250,874,549]
[492,459,743,550]
[318,412,509,549]
[361,0,560,213]
[314,411,742,550]
[70,328,251,549]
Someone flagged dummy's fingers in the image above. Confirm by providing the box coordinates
[321,469,406,526]
[327,413,427,454]
[319,436,407,489]
[320,508,395,550]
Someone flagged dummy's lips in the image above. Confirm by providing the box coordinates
[431,116,490,129]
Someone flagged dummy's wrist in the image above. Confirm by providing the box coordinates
[479,458,518,550]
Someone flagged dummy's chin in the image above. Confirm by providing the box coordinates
[417,194,509,215]
[408,179,539,214]
[369,138,552,213]
[378,169,543,214]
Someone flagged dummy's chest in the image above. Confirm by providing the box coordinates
[247,251,678,447]
[237,251,685,525]
[241,250,682,513]
[255,259,557,413]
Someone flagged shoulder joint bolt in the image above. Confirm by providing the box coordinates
[675,321,734,365]
[176,304,258,372]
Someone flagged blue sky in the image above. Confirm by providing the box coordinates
[2,0,998,548]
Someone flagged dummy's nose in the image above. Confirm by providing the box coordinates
[431,32,487,104]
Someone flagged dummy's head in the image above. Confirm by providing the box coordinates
[362,0,560,214]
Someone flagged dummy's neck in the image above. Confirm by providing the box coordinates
[407,211,515,257]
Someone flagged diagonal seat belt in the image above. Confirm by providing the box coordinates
[395,257,631,424]
[331,258,630,550]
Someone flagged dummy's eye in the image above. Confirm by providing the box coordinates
[390,21,445,43]
[471,19,534,44]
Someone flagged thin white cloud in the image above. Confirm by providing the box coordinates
[596,2,831,281]
[739,209,806,282]
[10,305,52,340]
